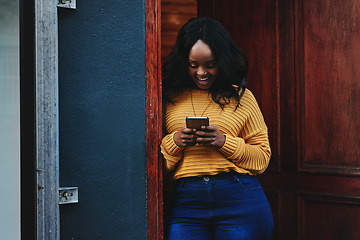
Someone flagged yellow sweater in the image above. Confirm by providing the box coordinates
[161,88,271,180]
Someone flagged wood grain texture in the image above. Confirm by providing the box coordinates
[298,193,360,240]
[146,0,163,239]
[161,0,197,62]
[296,0,360,175]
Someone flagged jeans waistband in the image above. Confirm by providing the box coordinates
[176,171,250,185]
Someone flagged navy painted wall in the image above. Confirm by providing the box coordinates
[58,1,147,239]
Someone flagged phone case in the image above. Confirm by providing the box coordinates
[186,117,209,129]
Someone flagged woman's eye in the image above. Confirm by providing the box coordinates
[188,62,216,69]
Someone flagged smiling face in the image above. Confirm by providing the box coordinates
[188,40,218,90]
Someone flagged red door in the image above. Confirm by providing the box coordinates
[198,0,360,239]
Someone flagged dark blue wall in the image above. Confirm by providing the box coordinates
[58,1,147,239]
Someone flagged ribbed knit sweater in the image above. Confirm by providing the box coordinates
[161,88,271,180]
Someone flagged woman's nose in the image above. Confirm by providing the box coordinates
[197,67,207,76]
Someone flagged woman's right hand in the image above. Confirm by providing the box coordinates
[173,127,197,147]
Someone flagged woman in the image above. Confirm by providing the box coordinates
[161,17,274,240]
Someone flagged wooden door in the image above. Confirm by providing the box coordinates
[198,0,360,239]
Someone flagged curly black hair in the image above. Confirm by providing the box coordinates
[162,17,248,109]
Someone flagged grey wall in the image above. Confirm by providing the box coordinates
[58,1,147,239]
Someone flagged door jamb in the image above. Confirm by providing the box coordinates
[146,0,163,239]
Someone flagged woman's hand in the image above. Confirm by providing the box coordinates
[195,125,226,148]
[173,127,197,147]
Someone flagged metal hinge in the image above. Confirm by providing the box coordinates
[59,187,79,204]
[57,0,76,9]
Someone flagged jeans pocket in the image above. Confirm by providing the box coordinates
[238,176,262,190]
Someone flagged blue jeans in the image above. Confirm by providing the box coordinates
[166,172,274,240]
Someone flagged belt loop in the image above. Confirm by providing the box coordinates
[232,173,240,183]
[179,178,185,188]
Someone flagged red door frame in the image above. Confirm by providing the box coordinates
[146,0,164,239]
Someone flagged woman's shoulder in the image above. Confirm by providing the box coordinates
[237,88,261,110]
[242,88,256,99]
[236,88,256,102]
[230,85,255,99]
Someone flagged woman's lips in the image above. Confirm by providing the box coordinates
[196,75,210,82]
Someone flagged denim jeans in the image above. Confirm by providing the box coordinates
[166,172,274,240]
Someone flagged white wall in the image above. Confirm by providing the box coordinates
[0,0,20,239]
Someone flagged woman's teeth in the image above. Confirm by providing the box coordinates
[197,76,209,81]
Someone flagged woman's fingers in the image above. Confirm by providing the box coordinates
[174,127,197,147]
[175,125,225,148]
[195,125,225,148]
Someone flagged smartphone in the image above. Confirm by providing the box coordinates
[186,117,209,129]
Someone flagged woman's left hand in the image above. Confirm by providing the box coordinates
[195,125,226,148]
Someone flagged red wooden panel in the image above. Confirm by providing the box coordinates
[162,5,197,15]
[163,0,196,4]
[278,0,298,172]
[161,0,197,62]
[261,173,360,239]
[199,0,281,172]
[260,173,360,197]
[296,0,360,175]
[298,193,360,240]
[146,0,163,239]
[161,32,178,47]
[161,13,197,25]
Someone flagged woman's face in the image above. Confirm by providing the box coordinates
[188,40,218,90]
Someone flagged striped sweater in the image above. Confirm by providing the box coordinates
[161,88,271,180]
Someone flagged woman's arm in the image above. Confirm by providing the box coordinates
[195,126,271,174]
[161,132,183,171]
[219,90,271,174]
[161,126,202,171]
[219,129,271,174]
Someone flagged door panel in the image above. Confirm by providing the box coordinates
[299,193,360,240]
[297,0,360,175]
[211,0,281,172]
[161,0,197,61]
[198,0,360,239]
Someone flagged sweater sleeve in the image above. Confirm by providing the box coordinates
[217,92,271,174]
[160,132,184,171]
[219,129,271,174]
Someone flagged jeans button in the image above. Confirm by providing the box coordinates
[203,176,210,182]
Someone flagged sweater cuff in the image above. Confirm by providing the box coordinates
[218,134,245,159]
[162,132,184,155]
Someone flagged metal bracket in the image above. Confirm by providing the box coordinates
[57,0,76,9]
[59,187,78,204]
